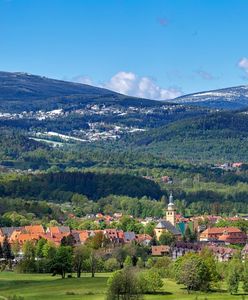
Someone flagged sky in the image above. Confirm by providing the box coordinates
[1,0,248,100]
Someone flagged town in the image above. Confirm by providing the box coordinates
[1,193,247,264]
[0,192,247,298]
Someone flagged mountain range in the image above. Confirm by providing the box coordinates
[1,71,248,163]
[0,71,161,112]
[0,71,209,140]
[1,71,248,111]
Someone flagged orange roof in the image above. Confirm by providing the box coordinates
[17,233,40,244]
[96,213,104,218]
[78,231,91,243]
[152,245,170,255]
[202,227,242,234]
[41,233,69,245]
[24,225,45,234]
[48,227,60,234]
[9,229,22,242]
[218,234,232,241]
[135,234,152,242]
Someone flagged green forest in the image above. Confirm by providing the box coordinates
[1,108,248,220]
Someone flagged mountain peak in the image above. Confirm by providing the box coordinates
[170,85,248,110]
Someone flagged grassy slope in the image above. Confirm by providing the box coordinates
[0,272,244,300]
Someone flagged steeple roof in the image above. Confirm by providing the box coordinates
[168,192,176,210]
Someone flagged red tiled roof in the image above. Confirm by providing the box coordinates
[152,245,170,255]
[17,233,40,244]
[202,227,242,234]
[135,234,152,242]
[24,225,45,234]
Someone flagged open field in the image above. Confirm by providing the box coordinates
[0,272,247,300]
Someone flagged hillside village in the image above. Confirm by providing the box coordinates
[1,192,247,265]
[0,103,201,143]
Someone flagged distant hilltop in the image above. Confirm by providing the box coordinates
[169,85,248,109]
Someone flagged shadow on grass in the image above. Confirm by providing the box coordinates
[145,292,172,295]
[0,277,78,289]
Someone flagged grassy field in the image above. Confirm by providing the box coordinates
[0,272,246,300]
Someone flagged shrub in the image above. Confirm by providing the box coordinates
[139,268,163,294]
[104,258,119,272]
[106,267,143,300]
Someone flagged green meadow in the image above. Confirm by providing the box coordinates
[0,272,246,300]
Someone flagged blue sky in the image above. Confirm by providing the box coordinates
[1,0,248,99]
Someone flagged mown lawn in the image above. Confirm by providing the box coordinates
[0,272,246,300]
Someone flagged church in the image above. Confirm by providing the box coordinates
[154,192,181,240]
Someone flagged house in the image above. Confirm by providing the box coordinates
[15,233,41,245]
[113,213,123,219]
[200,227,246,244]
[96,213,104,219]
[161,176,172,184]
[24,225,45,235]
[152,245,170,256]
[46,226,70,236]
[208,245,236,262]
[171,242,202,260]
[1,225,72,247]
[0,227,22,238]
[232,162,243,168]
[135,234,152,246]
[74,230,94,244]
[103,229,123,244]
[171,242,236,262]
[124,232,136,244]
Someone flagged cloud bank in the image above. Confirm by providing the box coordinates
[102,72,181,100]
[73,71,182,100]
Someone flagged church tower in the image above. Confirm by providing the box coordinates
[166,192,176,226]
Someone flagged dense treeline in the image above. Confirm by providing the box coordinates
[0,197,64,226]
[0,128,48,160]
[0,172,162,201]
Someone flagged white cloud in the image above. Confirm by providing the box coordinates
[238,57,248,74]
[102,71,182,100]
[72,71,182,100]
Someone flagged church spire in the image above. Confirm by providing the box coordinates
[166,191,176,226]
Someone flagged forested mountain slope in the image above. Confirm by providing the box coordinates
[128,111,248,161]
